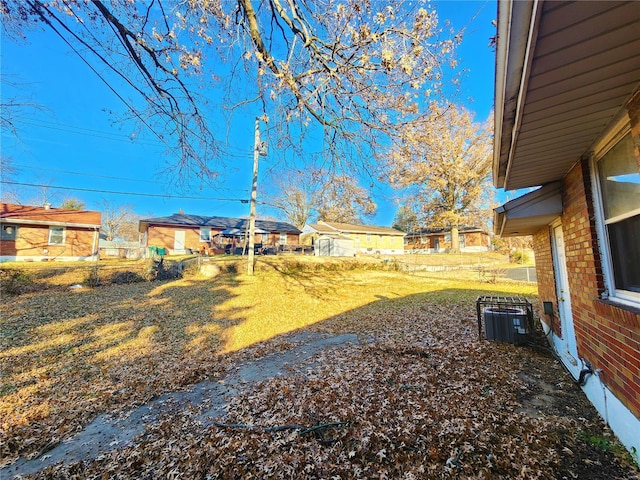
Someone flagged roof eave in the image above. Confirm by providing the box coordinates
[493,0,540,190]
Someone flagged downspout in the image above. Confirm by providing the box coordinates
[92,226,99,261]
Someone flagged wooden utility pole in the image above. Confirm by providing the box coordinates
[247,117,266,275]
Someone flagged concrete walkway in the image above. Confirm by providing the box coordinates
[1,332,360,479]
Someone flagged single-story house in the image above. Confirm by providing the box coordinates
[493,0,640,461]
[404,226,491,253]
[0,202,101,262]
[302,221,405,255]
[138,213,301,255]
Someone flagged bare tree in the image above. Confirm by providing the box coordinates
[100,200,137,241]
[271,170,320,229]
[1,0,463,184]
[316,174,377,224]
[387,103,493,253]
[270,168,376,227]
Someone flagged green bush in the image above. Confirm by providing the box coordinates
[511,250,530,264]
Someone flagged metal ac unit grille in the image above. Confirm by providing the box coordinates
[476,296,533,344]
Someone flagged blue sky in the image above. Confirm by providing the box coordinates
[1,1,498,226]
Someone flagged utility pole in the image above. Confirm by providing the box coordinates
[247,117,267,275]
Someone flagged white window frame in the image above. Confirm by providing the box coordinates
[261,233,269,244]
[199,227,211,242]
[590,115,640,308]
[48,226,66,245]
[279,232,287,245]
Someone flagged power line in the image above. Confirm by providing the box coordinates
[1,180,257,203]
[10,118,162,146]
[9,163,250,192]
[8,117,256,160]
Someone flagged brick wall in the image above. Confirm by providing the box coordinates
[533,227,561,336]
[0,224,97,258]
[544,157,640,418]
[147,225,203,252]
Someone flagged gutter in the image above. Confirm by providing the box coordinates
[493,0,540,190]
[0,218,101,229]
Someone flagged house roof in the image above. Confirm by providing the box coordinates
[494,182,563,237]
[308,221,405,236]
[138,213,301,234]
[494,0,640,191]
[0,203,101,228]
[405,226,487,237]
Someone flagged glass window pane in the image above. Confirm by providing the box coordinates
[200,228,210,241]
[608,214,640,293]
[597,133,640,220]
[49,227,65,245]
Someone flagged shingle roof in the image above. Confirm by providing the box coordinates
[139,213,301,233]
[405,226,487,237]
[1,202,101,227]
[319,221,405,236]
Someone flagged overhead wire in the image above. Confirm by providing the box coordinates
[0,180,264,203]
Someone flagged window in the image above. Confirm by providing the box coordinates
[366,233,371,242]
[279,232,287,244]
[595,131,640,303]
[460,234,466,248]
[261,233,269,243]
[48,227,65,245]
[1,224,18,240]
[200,228,211,242]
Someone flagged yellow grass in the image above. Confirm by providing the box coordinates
[0,262,537,463]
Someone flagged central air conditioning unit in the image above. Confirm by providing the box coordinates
[476,296,533,345]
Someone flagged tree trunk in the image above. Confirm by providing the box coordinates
[450,225,460,254]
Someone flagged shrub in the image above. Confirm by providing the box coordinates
[0,269,36,295]
[83,266,101,288]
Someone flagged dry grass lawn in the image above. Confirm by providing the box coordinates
[1,259,637,478]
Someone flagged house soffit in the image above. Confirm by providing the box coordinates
[495,0,640,191]
[494,182,562,236]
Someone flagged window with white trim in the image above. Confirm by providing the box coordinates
[1,224,18,240]
[279,232,287,244]
[199,227,211,242]
[595,131,640,302]
[48,226,65,245]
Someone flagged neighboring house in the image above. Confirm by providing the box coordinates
[138,213,301,255]
[303,221,405,255]
[493,0,640,461]
[404,227,491,253]
[0,202,101,262]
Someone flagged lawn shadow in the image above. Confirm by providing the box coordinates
[0,269,537,469]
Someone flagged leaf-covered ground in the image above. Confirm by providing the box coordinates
[1,263,638,478]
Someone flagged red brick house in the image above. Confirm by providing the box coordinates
[0,203,101,262]
[493,1,640,461]
[139,213,301,255]
[404,227,491,253]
